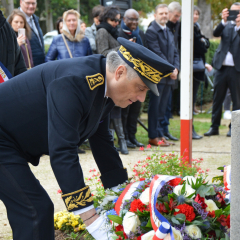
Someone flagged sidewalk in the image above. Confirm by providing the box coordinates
[0,125,231,239]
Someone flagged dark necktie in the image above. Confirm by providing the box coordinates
[163,28,168,39]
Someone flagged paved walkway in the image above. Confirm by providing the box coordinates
[0,124,231,239]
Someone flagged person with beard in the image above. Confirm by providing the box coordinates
[118,9,146,148]
[146,4,179,147]
[96,6,129,154]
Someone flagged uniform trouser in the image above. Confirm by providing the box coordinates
[122,101,141,140]
[211,66,240,129]
[0,139,54,240]
[223,88,232,111]
[148,84,171,139]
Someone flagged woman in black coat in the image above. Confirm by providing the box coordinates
[192,6,210,139]
[0,10,26,77]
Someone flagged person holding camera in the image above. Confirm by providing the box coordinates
[8,9,34,69]
[204,3,240,138]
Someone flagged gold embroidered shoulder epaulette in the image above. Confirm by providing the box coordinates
[86,73,104,90]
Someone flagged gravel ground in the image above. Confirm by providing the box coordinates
[0,125,231,239]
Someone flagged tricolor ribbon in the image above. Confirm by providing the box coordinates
[223,165,231,201]
[115,181,144,215]
[0,61,12,83]
[149,175,176,240]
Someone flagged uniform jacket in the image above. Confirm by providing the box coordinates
[45,34,92,61]
[85,23,97,54]
[146,20,179,85]
[212,22,240,72]
[29,14,45,66]
[0,10,26,76]
[0,55,127,206]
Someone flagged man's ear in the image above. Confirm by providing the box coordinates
[115,65,126,81]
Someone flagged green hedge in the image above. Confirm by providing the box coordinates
[142,39,220,112]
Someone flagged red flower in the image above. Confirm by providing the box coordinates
[168,178,183,187]
[194,194,207,210]
[115,225,127,239]
[217,215,227,227]
[140,178,145,181]
[174,204,196,222]
[130,199,147,213]
[156,202,168,213]
[57,189,62,194]
[208,211,215,218]
[216,192,226,206]
[168,198,177,211]
[226,215,230,228]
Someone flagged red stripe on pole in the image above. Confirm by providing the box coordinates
[180,119,192,164]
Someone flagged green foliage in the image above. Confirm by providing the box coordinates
[107,215,123,225]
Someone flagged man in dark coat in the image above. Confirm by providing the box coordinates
[0,37,174,240]
[0,10,26,77]
[119,8,146,148]
[146,4,179,147]
[20,0,45,66]
[204,4,240,137]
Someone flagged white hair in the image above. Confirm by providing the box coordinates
[168,2,181,13]
[106,51,139,80]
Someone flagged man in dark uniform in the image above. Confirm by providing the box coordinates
[0,37,174,240]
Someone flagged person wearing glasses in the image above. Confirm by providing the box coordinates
[19,0,45,66]
[96,6,130,155]
[118,9,147,149]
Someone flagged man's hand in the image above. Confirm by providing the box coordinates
[205,63,213,72]
[80,208,99,226]
[222,8,229,23]
[170,68,178,80]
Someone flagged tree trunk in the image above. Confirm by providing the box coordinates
[77,0,80,14]
[197,0,212,39]
[45,0,53,32]
[1,0,14,17]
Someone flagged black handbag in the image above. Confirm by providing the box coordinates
[193,58,205,72]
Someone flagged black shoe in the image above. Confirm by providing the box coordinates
[164,132,179,141]
[227,128,231,137]
[129,138,145,147]
[204,127,219,136]
[77,148,86,154]
[126,139,136,148]
[192,131,203,139]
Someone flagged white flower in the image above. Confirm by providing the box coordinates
[185,225,202,239]
[122,212,141,235]
[183,176,196,184]
[172,227,183,240]
[139,187,150,205]
[205,199,219,212]
[173,184,195,198]
[141,230,155,240]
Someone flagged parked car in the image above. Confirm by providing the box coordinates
[43,30,58,46]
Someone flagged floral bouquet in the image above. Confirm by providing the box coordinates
[93,174,230,240]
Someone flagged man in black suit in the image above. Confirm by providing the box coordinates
[0,38,174,240]
[20,0,45,66]
[119,8,146,148]
[146,4,179,146]
[204,3,240,137]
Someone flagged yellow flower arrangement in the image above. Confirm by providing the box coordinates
[54,210,86,233]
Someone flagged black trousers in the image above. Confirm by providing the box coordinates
[0,135,54,240]
[148,84,171,139]
[121,101,141,140]
[211,66,240,129]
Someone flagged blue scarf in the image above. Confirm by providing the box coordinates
[121,20,143,45]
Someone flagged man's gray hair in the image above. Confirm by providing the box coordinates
[168,2,181,13]
[106,51,139,80]
[155,4,168,13]
[231,2,240,7]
